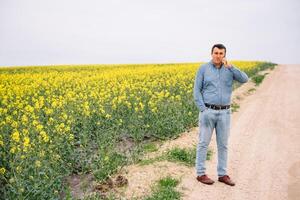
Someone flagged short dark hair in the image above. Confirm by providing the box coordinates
[211,44,226,54]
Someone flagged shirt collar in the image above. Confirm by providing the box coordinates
[209,59,223,69]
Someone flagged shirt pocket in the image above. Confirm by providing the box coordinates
[204,73,218,87]
[223,72,233,87]
[225,78,233,87]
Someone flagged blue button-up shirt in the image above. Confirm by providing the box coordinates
[193,60,249,112]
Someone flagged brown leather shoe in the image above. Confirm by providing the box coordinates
[196,174,215,185]
[218,175,235,186]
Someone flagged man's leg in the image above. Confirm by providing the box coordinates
[196,109,215,176]
[216,109,231,177]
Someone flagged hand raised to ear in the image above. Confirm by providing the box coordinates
[222,58,233,68]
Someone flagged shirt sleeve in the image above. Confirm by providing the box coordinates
[193,65,207,112]
[229,65,249,83]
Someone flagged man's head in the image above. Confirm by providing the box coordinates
[211,44,226,66]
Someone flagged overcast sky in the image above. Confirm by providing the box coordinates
[1,0,299,67]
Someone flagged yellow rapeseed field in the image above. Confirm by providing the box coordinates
[0,61,275,198]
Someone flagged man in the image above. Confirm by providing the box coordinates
[193,44,249,186]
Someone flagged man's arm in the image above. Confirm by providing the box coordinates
[193,66,207,112]
[228,65,249,83]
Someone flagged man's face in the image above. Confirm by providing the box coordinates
[211,47,226,65]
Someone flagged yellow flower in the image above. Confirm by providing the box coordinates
[59,123,65,129]
[35,160,41,168]
[36,124,44,131]
[105,114,112,119]
[51,101,57,107]
[40,131,49,143]
[54,154,60,161]
[23,136,30,150]
[9,178,14,183]
[0,167,6,175]
[11,121,18,128]
[47,117,54,125]
[104,156,109,161]
[10,147,16,154]
[39,150,45,157]
[16,166,22,173]
[32,120,39,126]
[5,116,12,123]
[34,101,40,109]
[69,134,74,141]
[45,108,53,115]
[21,115,28,124]
[151,107,158,113]
[23,129,29,135]
[175,95,181,101]
[62,113,68,120]
[139,102,144,110]
[65,126,71,132]
[11,131,20,142]
[25,105,34,113]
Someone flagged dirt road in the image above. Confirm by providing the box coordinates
[181,64,300,200]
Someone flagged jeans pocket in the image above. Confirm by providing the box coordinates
[200,109,208,122]
[201,108,209,114]
[226,109,231,114]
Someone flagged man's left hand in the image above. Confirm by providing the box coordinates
[222,58,233,69]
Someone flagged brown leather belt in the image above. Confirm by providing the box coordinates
[205,103,230,110]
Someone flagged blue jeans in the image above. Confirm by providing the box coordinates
[196,107,231,177]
